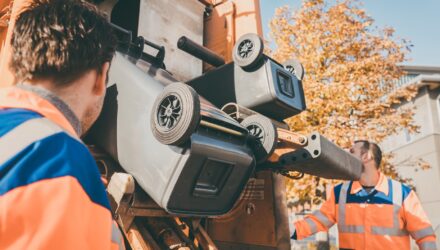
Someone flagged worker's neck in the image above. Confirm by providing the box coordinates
[359,164,380,187]
[20,79,86,134]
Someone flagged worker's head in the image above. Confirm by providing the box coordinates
[10,0,116,134]
[350,140,382,169]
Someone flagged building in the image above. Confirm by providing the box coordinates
[381,65,440,246]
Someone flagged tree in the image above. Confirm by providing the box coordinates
[269,0,418,203]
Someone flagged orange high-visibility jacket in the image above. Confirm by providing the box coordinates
[293,173,437,250]
[0,86,124,250]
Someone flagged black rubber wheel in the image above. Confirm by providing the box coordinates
[233,33,264,70]
[241,114,277,163]
[283,59,305,81]
[151,82,200,145]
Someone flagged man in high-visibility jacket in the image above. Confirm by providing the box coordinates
[292,140,437,250]
[0,0,123,249]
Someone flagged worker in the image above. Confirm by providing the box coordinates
[0,0,123,249]
[291,140,437,250]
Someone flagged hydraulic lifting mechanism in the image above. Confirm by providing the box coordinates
[83,1,363,249]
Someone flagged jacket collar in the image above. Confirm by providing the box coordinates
[0,85,81,136]
[350,172,389,196]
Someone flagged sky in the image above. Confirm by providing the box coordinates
[260,0,440,67]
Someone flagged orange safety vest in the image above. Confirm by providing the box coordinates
[0,86,124,250]
[293,173,437,250]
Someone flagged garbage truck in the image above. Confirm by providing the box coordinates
[0,0,363,249]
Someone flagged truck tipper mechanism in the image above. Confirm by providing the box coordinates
[85,8,362,250]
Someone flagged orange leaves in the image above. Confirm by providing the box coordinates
[0,2,12,29]
[270,0,416,202]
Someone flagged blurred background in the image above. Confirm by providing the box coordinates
[260,1,440,249]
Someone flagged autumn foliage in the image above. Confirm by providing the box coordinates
[269,0,418,203]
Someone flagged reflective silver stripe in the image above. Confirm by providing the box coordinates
[111,222,124,250]
[313,210,334,228]
[339,225,365,233]
[304,217,318,234]
[338,182,350,223]
[410,226,435,241]
[419,241,437,250]
[371,224,408,236]
[371,180,408,236]
[392,180,402,206]
[0,118,63,164]
[338,182,364,233]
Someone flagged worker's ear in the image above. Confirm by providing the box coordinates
[361,151,372,163]
[93,62,110,97]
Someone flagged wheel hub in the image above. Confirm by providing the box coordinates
[238,39,254,59]
[157,94,182,130]
[165,107,173,116]
[285,65,295,74]
[247,124,264,142]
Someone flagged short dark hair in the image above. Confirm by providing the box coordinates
[10,0,116,85]
[355,140,382,168]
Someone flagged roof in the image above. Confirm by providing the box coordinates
[401,65,440,75]
[396,65,440,89]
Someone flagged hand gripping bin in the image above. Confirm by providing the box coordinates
[86,52,255,216]
[186,33,306,122]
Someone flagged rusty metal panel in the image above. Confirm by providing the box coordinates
[206,171,291,250]
[138,0,205,81]
[203,0,263,72]
[272,173,291,250]
[231,0,263,39]
[203,1,235,70]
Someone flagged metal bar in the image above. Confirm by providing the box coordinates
[128,208,172,217]
[144,218,189,249]
[267,129,307,163]
[195,226,218,250]
[276,128,307,147]
[126,220,161,250]
[200,119,245,137]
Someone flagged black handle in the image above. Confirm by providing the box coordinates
[177,36,225,67]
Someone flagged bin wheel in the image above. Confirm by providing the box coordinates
[241,114,277,163]
[283,59,305,81]
[233,33,264,70]
[151,82,200,145]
